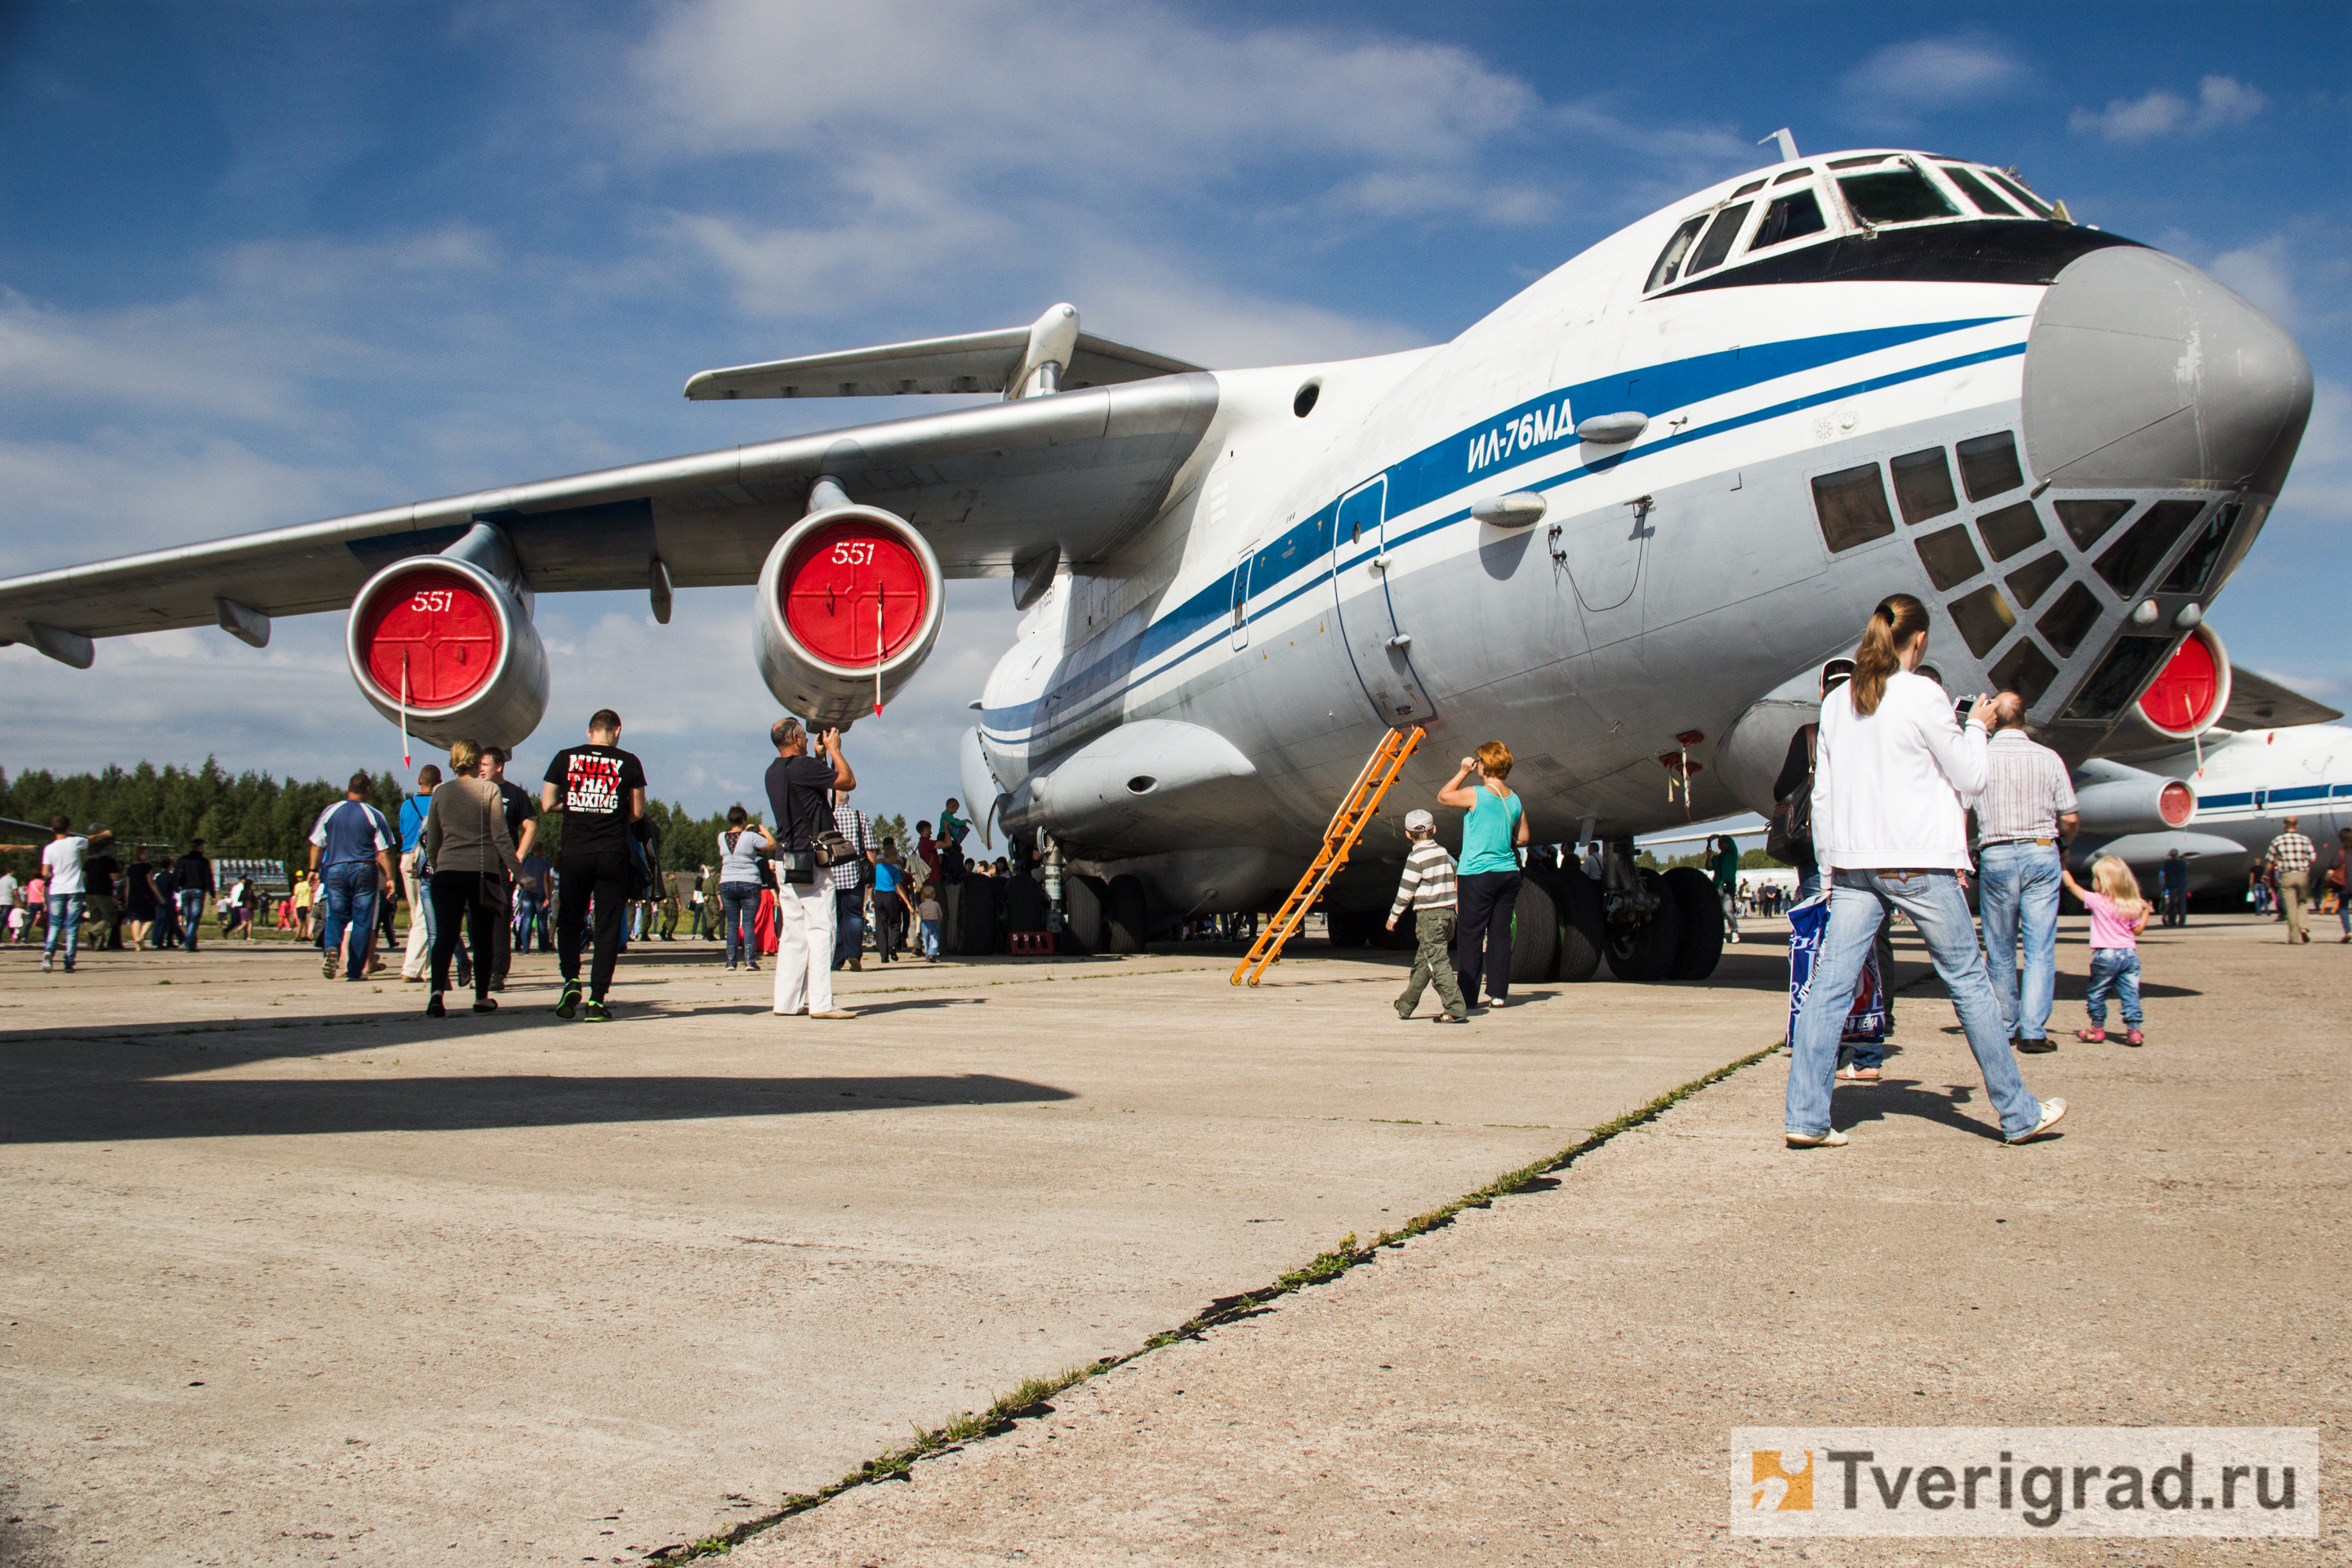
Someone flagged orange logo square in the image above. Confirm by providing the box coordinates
[1751,1449,1814,1510]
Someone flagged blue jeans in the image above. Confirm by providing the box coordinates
[319,862,378,979]
[2085,948,2143,1028]
[177,889,207,948]
[719,883,761,964]
[920,917,940,957]
[513,892,544,951]
[1976,842,2061,1043]
[831,887,865,969]
[1787,869,2042,1141]
[44,893,83,965]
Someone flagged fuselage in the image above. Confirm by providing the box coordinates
[973,148,2311,914]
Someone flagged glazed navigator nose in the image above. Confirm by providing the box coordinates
[2022,246,2312,495]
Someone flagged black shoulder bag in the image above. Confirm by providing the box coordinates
[1765,724,1817,864]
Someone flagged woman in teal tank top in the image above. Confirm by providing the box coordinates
[1437,740,1529,1006]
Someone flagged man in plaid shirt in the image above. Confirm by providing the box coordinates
[2265,816,2317,945]
[830,789,879,971]
[1385,809,1468,1023]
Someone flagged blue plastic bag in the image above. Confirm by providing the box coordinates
[1786,891,1887,1047]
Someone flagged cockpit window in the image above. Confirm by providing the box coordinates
[1985,169,2054,218]
[1771,167,1813,185]
[1748,189,1826,252]
[1645,214,1709,292]
[1838,164,1958,226]
[1731,178,1766,198]
[1939,165,2022,216]
[1685,201,1753,276]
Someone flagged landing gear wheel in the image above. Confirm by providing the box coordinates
[1527,862,1604,983]
[1107,875,1149,954]
[1062,874,1109,954]
[1603,869,1682,982]
[1508,876,1559,983]
[1662,866,1725,981]
[1326,908,1380,949]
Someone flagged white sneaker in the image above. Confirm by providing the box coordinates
[1785,1128,1848,1148]
[2006,1098,2069,1145]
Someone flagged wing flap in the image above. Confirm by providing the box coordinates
[0,374,1218,648]
[684,329,1204,400]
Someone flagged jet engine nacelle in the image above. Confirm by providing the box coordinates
[2074,773,2197,839]
[755,504,944,728]
[2132,623,2232,742]
[345,555,549,750]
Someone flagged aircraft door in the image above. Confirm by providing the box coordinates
[1229,543,1254,651]
[1330,476,1437,724]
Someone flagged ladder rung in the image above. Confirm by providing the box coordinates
[1232,724,1423,987]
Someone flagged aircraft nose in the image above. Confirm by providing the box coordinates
[2022,245,2311,495]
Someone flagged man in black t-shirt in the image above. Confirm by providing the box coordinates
[83,830,123,950]
[481,745,541,991]
[540,709,646,1021]
[764,716,855,1019]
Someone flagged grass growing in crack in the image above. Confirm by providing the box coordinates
[646,1037,1786,1561]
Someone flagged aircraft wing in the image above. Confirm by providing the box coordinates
[0,373,1218,659]
[684,326,1204,400]
[2216,664,2343,729]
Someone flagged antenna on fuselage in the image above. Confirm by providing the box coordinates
[1758,127,1799,163]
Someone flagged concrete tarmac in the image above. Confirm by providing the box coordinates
[734,914,2350,1566]
[2,927,1793,1566]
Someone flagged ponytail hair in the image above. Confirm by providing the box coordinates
[1849,594,1931,717]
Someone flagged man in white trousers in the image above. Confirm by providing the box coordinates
[763,717,858,1019]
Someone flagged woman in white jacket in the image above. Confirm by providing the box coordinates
[1785,594,2068,1148]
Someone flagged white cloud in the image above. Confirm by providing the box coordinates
[1067,244,1426,368]
[630,0,1535,180]
[1839,38,2028,129]
[0,430,369,574]
[2209,237,2298,330]
[2069,75,2267,141]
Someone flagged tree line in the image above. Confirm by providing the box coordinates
[2,762,914,882]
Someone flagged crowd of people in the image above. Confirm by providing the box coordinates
[11,597,2350,1104]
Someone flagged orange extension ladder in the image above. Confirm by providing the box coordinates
[1231,726,1424,988]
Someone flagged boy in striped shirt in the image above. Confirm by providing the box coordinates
[1386,809,1469,1023]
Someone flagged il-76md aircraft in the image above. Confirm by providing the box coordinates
[0,146,2316,984]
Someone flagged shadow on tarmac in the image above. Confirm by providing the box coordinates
[0,1071,1078,1143]
[1823,1077,2060,1143]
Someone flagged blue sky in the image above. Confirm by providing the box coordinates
[2,0,2345,833]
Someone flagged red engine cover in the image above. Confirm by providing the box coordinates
[2136,630,2221,734]
[356,567,501,708]
[780,519,931,668]
[2158,780,2195,827]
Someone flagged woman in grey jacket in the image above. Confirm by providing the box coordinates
[422,738,521,1017]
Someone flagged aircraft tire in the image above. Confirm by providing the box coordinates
[1662,866,1725,981]
[1508,876,1560,983]
[1062,874,1109,954]
[1603,869,1682,982]
[1107,874,1149,953]
[1005,872,1049,934]
[1527,862,1605,983]
[951,874,1001,956]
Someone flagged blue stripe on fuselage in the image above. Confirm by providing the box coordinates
[984,316,2023,741]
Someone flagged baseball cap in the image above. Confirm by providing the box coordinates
[1404,808,1434,831]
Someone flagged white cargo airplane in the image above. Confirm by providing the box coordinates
[0,146,2318,982]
